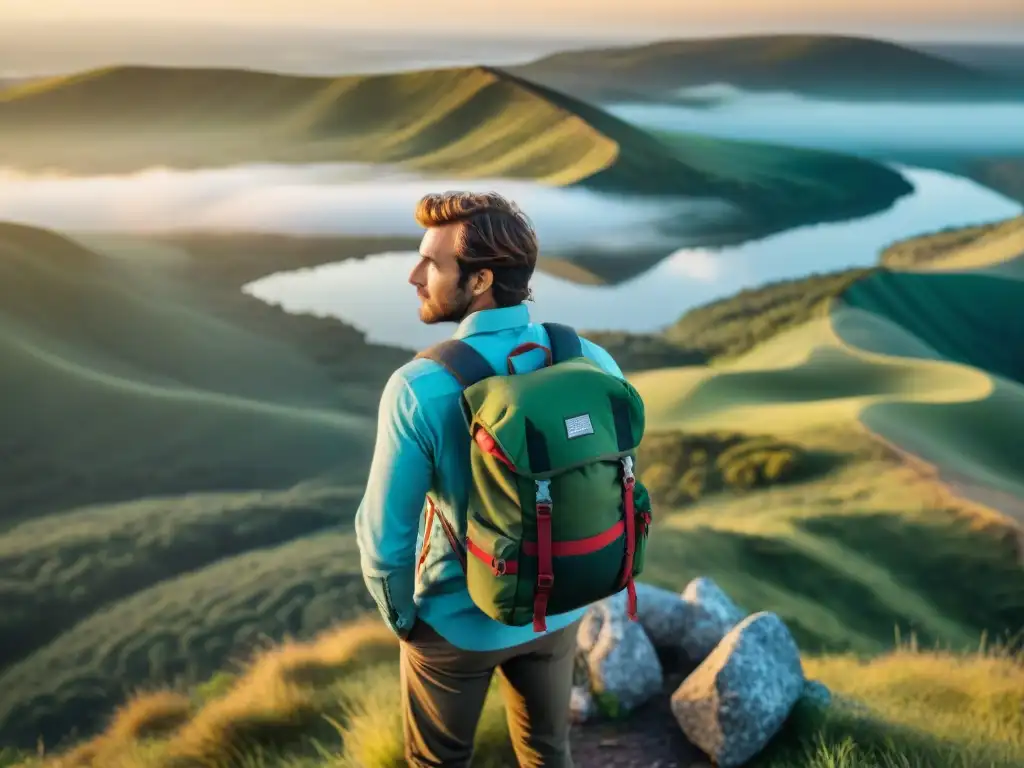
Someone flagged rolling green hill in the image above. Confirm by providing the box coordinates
[628,214,1024,511]
[0,223,401,522]
[0,224,421,747]
[509,33,1020,104]
[586,215,1024,369]
[0,62,911,242]
[1,217,1022,758]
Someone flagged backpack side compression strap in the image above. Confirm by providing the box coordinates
[542,322,583,364]
[415,339,495,389]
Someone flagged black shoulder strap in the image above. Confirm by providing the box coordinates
[415,339,496,389]
[542,322,583,364]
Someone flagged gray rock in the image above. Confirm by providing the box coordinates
[801,679,832,710]
[670,611,805,768]
[603,582,691,649]
[680,577,746,663]
[577,598,664,716]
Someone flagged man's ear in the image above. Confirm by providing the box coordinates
[473,269,493,296]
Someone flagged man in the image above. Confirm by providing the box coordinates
[354,191,626,767]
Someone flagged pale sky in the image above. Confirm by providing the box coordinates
[3,0,1022,38]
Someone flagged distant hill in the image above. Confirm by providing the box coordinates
[917,42,1024,79]
[509,33,1020,104]
[0,63,912,244]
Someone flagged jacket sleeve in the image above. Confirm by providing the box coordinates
[354,369,434,638]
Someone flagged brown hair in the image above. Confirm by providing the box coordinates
[415,191,538,306]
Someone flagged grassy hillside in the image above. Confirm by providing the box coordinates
[0,66,618,184]
[627,214,1024,515]
[835,221,1024,502]
[584,268,876,370]
[0,224,413,521]
[509,33,1020,104]
[0,63,912,242]
[878,218,1014,268]
[5,621,1022,768]
[2,217,1022,756]
[586,215,1024,369]
[0,224,421,747]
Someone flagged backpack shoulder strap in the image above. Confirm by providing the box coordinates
[542,322,583,364]
[415,339,496,389]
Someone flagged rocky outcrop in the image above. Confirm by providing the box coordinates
[576,597,664,717]
[572,576,826,766]
[670,612,805,767]
[679,577,746,662]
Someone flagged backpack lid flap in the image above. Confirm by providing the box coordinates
[461,357,645,478]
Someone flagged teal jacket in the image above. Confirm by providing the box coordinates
[354,303,626,651]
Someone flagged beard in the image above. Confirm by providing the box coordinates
[418,283,473,325]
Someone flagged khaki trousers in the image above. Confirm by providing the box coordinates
[399,618,580,767]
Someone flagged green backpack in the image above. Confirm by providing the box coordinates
[415,323,652,633]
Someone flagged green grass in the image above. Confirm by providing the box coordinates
[0,532,379,756]
[6,499,1021,768]
[0,224,414,522]
[0,224,415,748]
[6,422,1022,764]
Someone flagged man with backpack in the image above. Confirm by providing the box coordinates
[354,191,650,767]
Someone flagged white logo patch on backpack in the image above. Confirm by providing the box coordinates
[564,413,595,439]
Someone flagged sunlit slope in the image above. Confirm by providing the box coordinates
[835,218,1024,500]
[630,313,994,435]
[0,66,618,183]
[0,222,378,522]
[0,63,911,222]
[631,215,1024,505]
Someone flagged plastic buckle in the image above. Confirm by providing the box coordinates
[621,456,636,488]
[491,557,507,576]
[537,573,554,590]
[536,502,552,515]
[535,479,552,504]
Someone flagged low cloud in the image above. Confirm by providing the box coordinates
[0,162,736,253]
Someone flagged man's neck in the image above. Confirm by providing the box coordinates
[462,294,498,319]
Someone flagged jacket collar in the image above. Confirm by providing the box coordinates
[452,303,530,339]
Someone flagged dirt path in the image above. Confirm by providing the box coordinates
[569,670,712,768]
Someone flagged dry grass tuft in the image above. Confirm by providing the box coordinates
[42,691,193,768]
[160,615,398,767]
